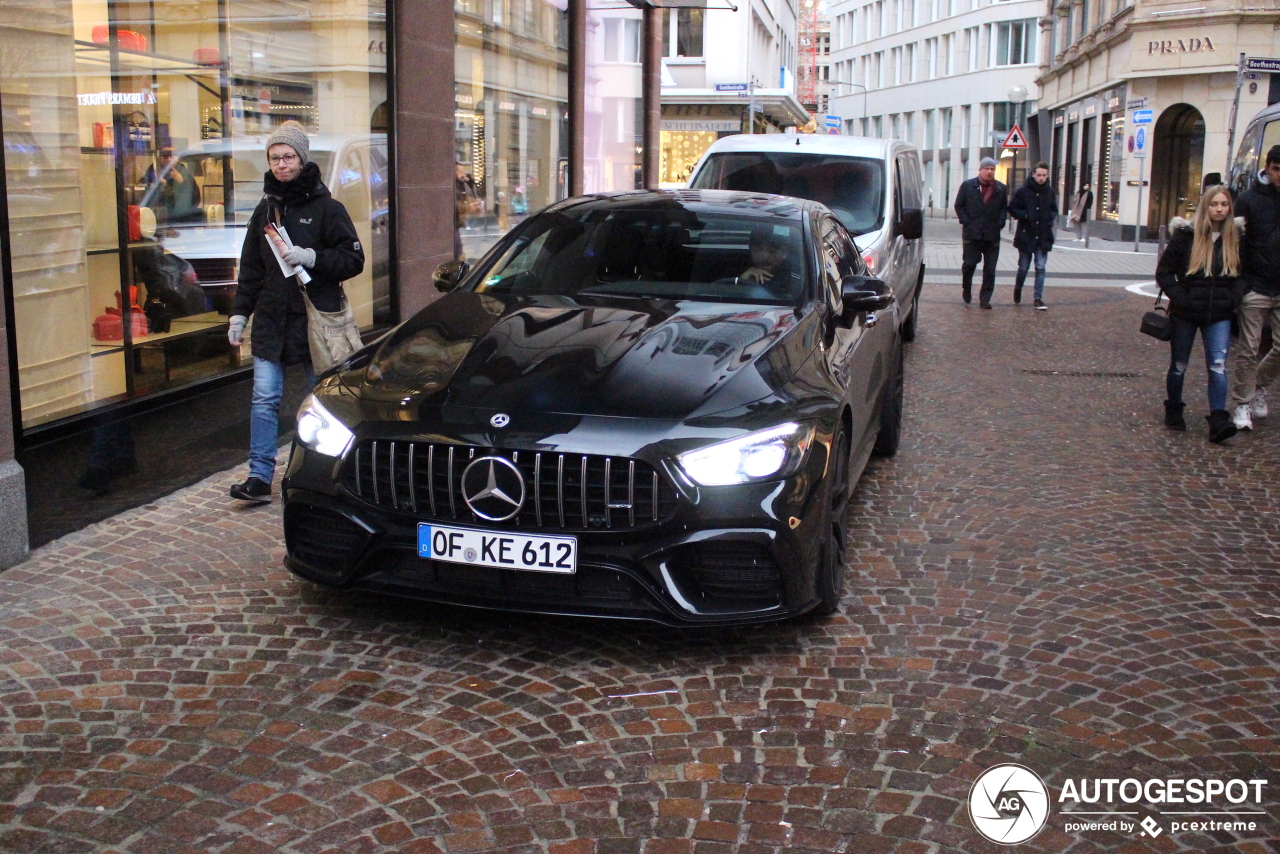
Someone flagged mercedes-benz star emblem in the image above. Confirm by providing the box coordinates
[461,456,526,521]
[490,413,510,428]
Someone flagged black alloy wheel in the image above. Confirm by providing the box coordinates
[813,428,851,616]
[872,337,904,457]
[900,269,923,342]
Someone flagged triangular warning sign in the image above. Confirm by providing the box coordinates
[1002,124,1028,148]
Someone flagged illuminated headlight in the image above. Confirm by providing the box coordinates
[296,394,354,458]
[677,423,815,486]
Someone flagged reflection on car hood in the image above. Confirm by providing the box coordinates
[357,292,815,420]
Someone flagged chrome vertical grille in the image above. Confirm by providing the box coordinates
[345,441,677,532]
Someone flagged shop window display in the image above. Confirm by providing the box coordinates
[1,0,389,430]
[454,0,569,259]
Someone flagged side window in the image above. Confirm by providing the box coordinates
[1232,121,1263,196]
[898,153,923,209]
[818,218,845,305]
[1262,120,1280,168]
[892,159,903,223]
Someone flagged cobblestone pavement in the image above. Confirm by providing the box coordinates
[2,284,1278,854]
[922,219,1159,288]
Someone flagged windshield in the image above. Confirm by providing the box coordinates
[473,207,808,306]
[138,149,334,226]
[690,152,885,236]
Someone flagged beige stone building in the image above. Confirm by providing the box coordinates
[1035,0,1280,239]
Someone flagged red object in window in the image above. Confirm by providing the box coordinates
[127,205,141,242]
[94,288,148,341]
[92,122,114,149]
[91,25,148,52]
[193,47,221,66]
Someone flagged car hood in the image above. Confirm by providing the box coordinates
[353,292,817,421]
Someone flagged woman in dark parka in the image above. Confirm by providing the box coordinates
[227,121,364,501]
[1155,185,1244,443]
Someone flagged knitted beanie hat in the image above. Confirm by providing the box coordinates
[979,156,998,169]
[266,120,310,164]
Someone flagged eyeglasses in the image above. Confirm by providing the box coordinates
[269,154,299,165]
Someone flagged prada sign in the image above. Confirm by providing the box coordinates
[1148,36,1215,55]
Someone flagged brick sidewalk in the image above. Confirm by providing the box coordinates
[1,287,1278,853]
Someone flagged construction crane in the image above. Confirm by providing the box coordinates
[797,0,821,115]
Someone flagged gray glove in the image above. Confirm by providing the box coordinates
[227,315,247,346]
[282,246,316,269]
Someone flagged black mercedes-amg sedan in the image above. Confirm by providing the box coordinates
[281,190,905,625]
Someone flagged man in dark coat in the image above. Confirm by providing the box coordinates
[227,121,365,501]
[954,156,1007,308]
[1229,143,1280,431]
[1008,162,1058,310]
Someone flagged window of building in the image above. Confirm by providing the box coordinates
[905,43,915,82]
[966,27,980,71]
[942,107,953,147]
[605,17,642,63]
[1079,0,1090,39]
[0,0,393,430]
[663,7,705,58]
[875,115,884,137]
[995,19,1036,66]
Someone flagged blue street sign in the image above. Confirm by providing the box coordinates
[1131,109,1153,125]
[715,83,749,92]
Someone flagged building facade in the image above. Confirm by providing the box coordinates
[658,0,809,187]
[1036,0,1280,240]
[0,0,742,565]
[827,0,1043,210]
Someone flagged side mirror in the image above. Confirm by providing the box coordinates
[840,275,893,324]
[433,259,468,292]
[896,207,924,240]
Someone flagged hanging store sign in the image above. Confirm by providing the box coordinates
[77,91,157,107]
[662,120,741,132]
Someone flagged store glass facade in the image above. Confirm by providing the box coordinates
[1,0,390,431]
[454,0,569,258]
[583,0,641,194]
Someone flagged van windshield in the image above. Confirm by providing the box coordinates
[690,152,885,236]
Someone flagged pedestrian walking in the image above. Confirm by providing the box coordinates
[1228,144,1280,431]
[226,121,365,502]
[954,156,1007,309]
[1008,162,1057,310]
[1069,183,1093,241]
[1155,185,1243,444]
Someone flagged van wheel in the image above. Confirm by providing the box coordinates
[872,338,904,458]
[900,270,922,342]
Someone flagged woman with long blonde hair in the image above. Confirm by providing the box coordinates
[1155,185,1244,443]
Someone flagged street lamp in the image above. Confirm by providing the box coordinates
[825,80,869,132]
[1007,84,1029,188]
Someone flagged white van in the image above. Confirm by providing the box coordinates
[687,135,926,341]
[138,134,390,327]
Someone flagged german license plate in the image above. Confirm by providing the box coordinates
[418,523,577,574]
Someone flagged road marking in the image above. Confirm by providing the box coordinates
[1126,281,1161,297]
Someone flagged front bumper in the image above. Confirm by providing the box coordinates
[280,438,834,626]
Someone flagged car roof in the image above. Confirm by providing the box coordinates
[551,189,829,221]
[699,134,915,159]
[1245,101,1280,130]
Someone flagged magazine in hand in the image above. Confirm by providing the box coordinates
[264,222,312,284]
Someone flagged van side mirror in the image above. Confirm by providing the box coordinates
[896,207,923,240]
[840,275,893,325]
[433,260,468,292]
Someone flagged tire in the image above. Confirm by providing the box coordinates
[813,429,850,616]
[900,268,922,342]
[872,338,904,458]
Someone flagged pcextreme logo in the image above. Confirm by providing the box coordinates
[968,765,1270,845]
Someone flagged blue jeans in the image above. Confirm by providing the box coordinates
[1167,317,1231,412]
[1016,248,1049,301]
[249,357,314,482]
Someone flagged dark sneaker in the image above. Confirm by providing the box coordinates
[1034,299,1047,310]
[962,284,972,304]
[1013,284,1023,304]
[979,301,992,310]
[230,476,272,502]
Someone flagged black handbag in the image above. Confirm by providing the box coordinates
[1140,290,1173,341]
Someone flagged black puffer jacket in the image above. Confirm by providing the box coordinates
[1235,177,1280,297]
[233,162,365,365]
[954,177,1008,242]
[1155,226,1243,325]
[1009,175,1058,253]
